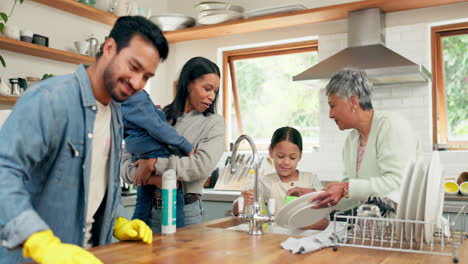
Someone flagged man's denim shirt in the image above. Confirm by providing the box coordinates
[0,65,123,262]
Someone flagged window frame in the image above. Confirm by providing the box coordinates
[431,22,468,150]
[222,40,318,149]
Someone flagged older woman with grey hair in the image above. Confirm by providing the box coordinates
[288,68,421,209]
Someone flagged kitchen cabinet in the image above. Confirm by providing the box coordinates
[30,0,467,43]
[202,189,240,222]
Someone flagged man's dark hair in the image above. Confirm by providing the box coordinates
[96,16,168,61]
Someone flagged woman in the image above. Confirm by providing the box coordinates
[288,68,422,210]
[121,57,225,231]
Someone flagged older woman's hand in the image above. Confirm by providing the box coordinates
[134,158,157,185]
[286,187,316,197]
[310,182,347,209]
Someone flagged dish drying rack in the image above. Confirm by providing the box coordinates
[331,205,466,263]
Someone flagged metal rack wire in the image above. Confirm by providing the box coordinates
[331,205,466,263]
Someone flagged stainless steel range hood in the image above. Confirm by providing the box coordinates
[293,8,431,86]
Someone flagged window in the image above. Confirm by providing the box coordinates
[222,41,320,151]
[431,22,468,149]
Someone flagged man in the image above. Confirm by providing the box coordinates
[0,16,169,263]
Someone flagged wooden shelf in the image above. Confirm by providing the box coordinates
[31,0,118,26]
[0,96,19,105]
[164,0,467,43]
[30,0,466,43]
[0,37,95,65]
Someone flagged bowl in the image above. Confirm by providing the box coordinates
[195,2,244,13]
[149,14,196,32]
[460,182,468,195]
[444,181,459,195]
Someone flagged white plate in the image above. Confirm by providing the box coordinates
[404,157,426,241]
[197,9,243,25]
[195,2,244,13]
[424,151,444,243]
[275,191,335,228]
[288,203,335,229]
[413,158,429,243]
[245,4,306,18]
[395,159,416,239]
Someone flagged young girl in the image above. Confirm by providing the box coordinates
[232,126,329,230]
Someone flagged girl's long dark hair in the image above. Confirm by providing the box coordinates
[163,57,221,125]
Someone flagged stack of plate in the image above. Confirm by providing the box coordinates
[195,1,244,25]
[275,191,336,229]
[395,151,445,244]
[245,4,306,18]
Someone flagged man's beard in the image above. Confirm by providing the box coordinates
[103,61,126,103]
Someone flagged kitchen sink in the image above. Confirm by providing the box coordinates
[206,217,320,236]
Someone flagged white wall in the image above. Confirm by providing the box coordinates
[154,2,468,181]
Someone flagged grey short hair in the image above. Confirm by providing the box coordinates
[325,68,373,110]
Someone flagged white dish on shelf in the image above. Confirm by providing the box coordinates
[404,157,426,242]
[197,9,243,25]
[275,191,335,228]
[424,151,445,243]
[195,2,244,13]
[395,159,415,239]
[245,4,306,18]
[149,14,196,31]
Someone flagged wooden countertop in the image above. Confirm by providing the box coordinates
[26,217,468,264]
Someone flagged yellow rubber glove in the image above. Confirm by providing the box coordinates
[23,229,102,264]
[113,217,153,244]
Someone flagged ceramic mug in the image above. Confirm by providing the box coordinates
[20,29,33,43]
[74,40,90,56]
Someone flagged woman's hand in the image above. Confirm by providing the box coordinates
[134,158,157,185]
[241,189,254,204]
[310,182,347,209]
[286,187,316,197]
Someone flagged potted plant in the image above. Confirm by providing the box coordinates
[0,0,25,67]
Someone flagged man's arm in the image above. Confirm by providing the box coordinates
[0,91,55,249]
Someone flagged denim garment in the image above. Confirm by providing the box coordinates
[146,198,203,234]
[121,90,192,156]
[133,186,185,233]
[0,65,124,263]
[130,152,185,230]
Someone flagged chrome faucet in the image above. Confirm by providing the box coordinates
[231,135,275,235]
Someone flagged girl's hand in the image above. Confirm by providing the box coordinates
[241,189,254,204]
[286,187,315,197]
[310,182,346,209]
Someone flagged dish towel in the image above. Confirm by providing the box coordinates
[280,222,347,254]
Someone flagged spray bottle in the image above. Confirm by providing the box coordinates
[162,169,177,235]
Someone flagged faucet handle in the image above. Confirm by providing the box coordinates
[268,198,275,216]
[238,196,244,215]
